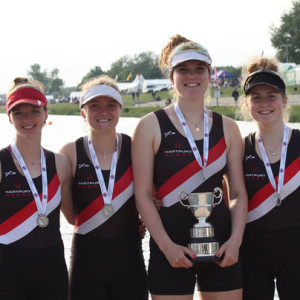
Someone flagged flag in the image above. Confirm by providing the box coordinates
[126,72,132,81]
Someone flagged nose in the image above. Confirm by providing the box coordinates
[24,112,34,120]
[187,69,196,76]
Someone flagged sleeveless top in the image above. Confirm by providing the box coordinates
[72,134,139,238]
[154,109,227,207]
[243,129,300,229]
[153,109,231,243]
[0,146,62,248]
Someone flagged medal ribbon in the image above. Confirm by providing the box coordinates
[12,143,48,215]
[257,125,289,206]
[174,103,209,179]
[88,135,118,205]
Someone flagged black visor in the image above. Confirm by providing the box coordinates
[243,70,286,95]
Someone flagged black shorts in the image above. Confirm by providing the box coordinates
[69,231,148,300]
[242,225,300,300]
[0,243,68,300]
[148,207,243,295]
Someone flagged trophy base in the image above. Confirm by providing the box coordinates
[190,255,221,263]
[189,239,220,263]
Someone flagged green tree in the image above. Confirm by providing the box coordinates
[106,51,162,81]
[27,64,48,87]
[107,55,130,80]
[78,66,105,88]
[48,68,64,98]
[27,64,64,97]
[270,0,300,63]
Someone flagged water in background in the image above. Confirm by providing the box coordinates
[2,114,299,299]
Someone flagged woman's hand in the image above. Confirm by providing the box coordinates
[215,237,240,268]
[162,241,196,269]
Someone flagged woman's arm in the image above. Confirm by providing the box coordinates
[132,113,195,268]
[217,117,248,267]
[55,150,75,225]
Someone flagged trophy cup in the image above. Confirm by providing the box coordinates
[179,187,223,263]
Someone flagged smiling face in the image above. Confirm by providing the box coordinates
[9,103,48,140]
[246,84,287,125]
[81,96,122,133]
[171,60,210,101]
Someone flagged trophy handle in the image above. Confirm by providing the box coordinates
[212,187,223,207]
[179,190,190,208]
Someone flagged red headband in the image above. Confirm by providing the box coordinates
[6,87,47,113]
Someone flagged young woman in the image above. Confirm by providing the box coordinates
[60,75,148,300]
[0,77,74,299]
[132,34,248,299]
[241,58,300,300]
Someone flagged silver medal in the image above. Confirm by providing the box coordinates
[37,214,49,228]
[276,197,282,207]
[102,204,114,218]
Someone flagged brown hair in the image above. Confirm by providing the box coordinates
[158,34,212,100]
[7,77,45,98]
[241,57,279,87]
[80,75,120,95]
[158,34,191,72]
[239,57,289,121]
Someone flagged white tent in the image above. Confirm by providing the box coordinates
[118,73,145,93]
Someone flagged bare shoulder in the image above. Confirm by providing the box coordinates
[54,152,72,182]
[133,111,160,139]
[132,111,162,155]
[222,115,241,137]
[54,152,69,165]
[59,141,76,157]
[137,111,158,129]
[222,115,240,130]
[59,141,76,164]
[221,115,243,151]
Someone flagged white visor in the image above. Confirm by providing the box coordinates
[80,85,123,108]
[170,50,212,69]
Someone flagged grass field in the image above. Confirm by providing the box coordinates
[1,86,300,121]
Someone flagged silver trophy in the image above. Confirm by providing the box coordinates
[179,187,223,262]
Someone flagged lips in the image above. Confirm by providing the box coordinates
[22,125,35,129]
[184,83,200,87]
[96,118,111,123]
[258,109,274,114]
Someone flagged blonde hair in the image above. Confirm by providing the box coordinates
[239,57,289,122]
[7,77,45,98]
[80,75,120,95]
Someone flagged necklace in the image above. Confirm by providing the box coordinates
[95,150,107,159]
[266,142,283,157]
[184,115,201,132]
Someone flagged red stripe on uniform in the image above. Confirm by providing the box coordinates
[157,137,226,199]
[0,173,60,235]
[75,166,133,227]
[248,158,300,211]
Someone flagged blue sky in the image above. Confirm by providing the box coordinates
[0,0,293,93]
